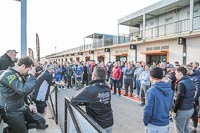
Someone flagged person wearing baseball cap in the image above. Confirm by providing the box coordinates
[0,50,18,70]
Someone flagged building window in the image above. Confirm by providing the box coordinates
[161,46,169,50]
[153,46,160,50]
[146,47,153,51]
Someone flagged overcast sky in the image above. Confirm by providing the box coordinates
[0,0,160,57]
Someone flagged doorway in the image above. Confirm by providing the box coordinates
[97,56,105,63]
[146,55,167,64]
[76,57,80,62]
[116,55,127,63]
[85,56,90,62]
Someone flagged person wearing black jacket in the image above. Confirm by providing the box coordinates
[71,67,113,132]
[0,50,18,70]
[31,64,56,115]
[174,67,195,133]
[0,56,36,133]
[186,65,200,133]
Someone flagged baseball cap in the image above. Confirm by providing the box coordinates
[46,64,55,70]
[12,50,18,53]
[167,64,174,68]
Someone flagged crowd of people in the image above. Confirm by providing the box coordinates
[0,49,200,133]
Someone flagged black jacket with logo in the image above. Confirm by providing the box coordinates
[71,79,113,129]
[0,68,36,111]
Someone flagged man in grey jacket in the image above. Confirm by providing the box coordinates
[124,64,134,97]
[139,65,150,106]
[0,56,36,133]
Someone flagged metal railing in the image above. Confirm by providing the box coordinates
[48,86,58,124]
[120,15,200,41]
[64,97,106,133]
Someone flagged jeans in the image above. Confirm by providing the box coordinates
[145,123,169,133]
[104,126,112,133]
[140,85,150,104]
[191,104,199,128]
[174,108,194,133]
[136,79,141,96]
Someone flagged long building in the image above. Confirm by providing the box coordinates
[45,0,200,65]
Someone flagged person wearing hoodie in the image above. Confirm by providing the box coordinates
[112,62,122,96]
[174,67,195,133]
[143,67,173,133]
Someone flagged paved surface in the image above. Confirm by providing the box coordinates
[54,87,177,133]
[1,86,199,133]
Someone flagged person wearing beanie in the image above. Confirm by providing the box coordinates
[143,67,173,133]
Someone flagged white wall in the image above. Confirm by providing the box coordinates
[187,37,200,63]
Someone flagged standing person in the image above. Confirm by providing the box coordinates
[134,62,144,97]
[143,67,173,133]
[0,50,18,70]
[112,62,122,96]
[185,65,200,133]
[71,67,113,133]
[139,65,150,106]
[89,60,97,81]
[65,62,73,88]
[150,62,157,70]
[75,62,84,89]
[173,67,195,133]
[31,64,56,116]
[82,62,89,86]
[108,62,113,90]
[35,62,44,78]
[0,56,36,133]
[192,62,200,72]
[122,63,128,89]
[124,64,134,97]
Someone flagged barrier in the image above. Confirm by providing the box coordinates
[64,97,106,133]
[48,86,58,124]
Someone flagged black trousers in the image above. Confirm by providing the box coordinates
[113,80,121,95]
[6,111,28,133]
[124,79,133,94]
[67,76,72,88]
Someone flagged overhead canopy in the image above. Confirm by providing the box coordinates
[85,33,103,39]
[140,50,168,55]
[118,0,197,26]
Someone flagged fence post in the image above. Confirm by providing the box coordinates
[55,86,58,124]
[64,98,68,133]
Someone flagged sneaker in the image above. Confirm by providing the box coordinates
[191,129,197,133]
[139,103,145,106]
[130,93,133,97]
[134,95,139,98]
